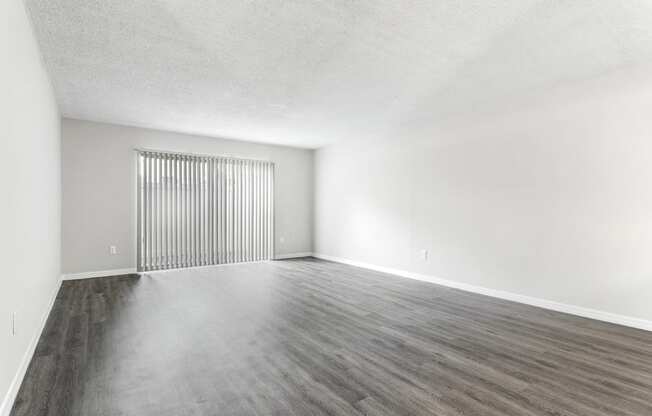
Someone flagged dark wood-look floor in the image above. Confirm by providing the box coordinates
[11,258,652,416]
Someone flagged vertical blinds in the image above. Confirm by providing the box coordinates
[136,150,274,272]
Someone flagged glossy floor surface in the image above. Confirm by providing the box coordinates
[11,258,652,415]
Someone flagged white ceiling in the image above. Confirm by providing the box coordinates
[26,0,652,148]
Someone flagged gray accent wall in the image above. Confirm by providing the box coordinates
[0,0,61,411]
[61,119,313,274]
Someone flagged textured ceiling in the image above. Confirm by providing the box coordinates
[26,0,652,148]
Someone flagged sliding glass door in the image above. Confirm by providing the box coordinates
[136,150,274,272]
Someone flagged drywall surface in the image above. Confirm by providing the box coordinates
[315,66,652,323]
[0,0,61,412]
[62,119,313,274]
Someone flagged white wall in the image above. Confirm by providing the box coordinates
[62,119,313,274]
[315,66,652,324]
[0,0,61,413]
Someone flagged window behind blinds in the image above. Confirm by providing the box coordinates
[136,150,274,272]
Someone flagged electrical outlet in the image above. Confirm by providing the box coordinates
[109,245,118,255]
[419,249,429,261]
[279,236,285,244]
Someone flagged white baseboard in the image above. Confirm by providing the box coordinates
[65,257,314,279]
[0,277,62,416]
[62,268,137,280]
[312,253,652,332]
[64,256,313,279]
[274,252,313,260]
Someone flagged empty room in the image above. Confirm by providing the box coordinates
[3,0,652,415]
